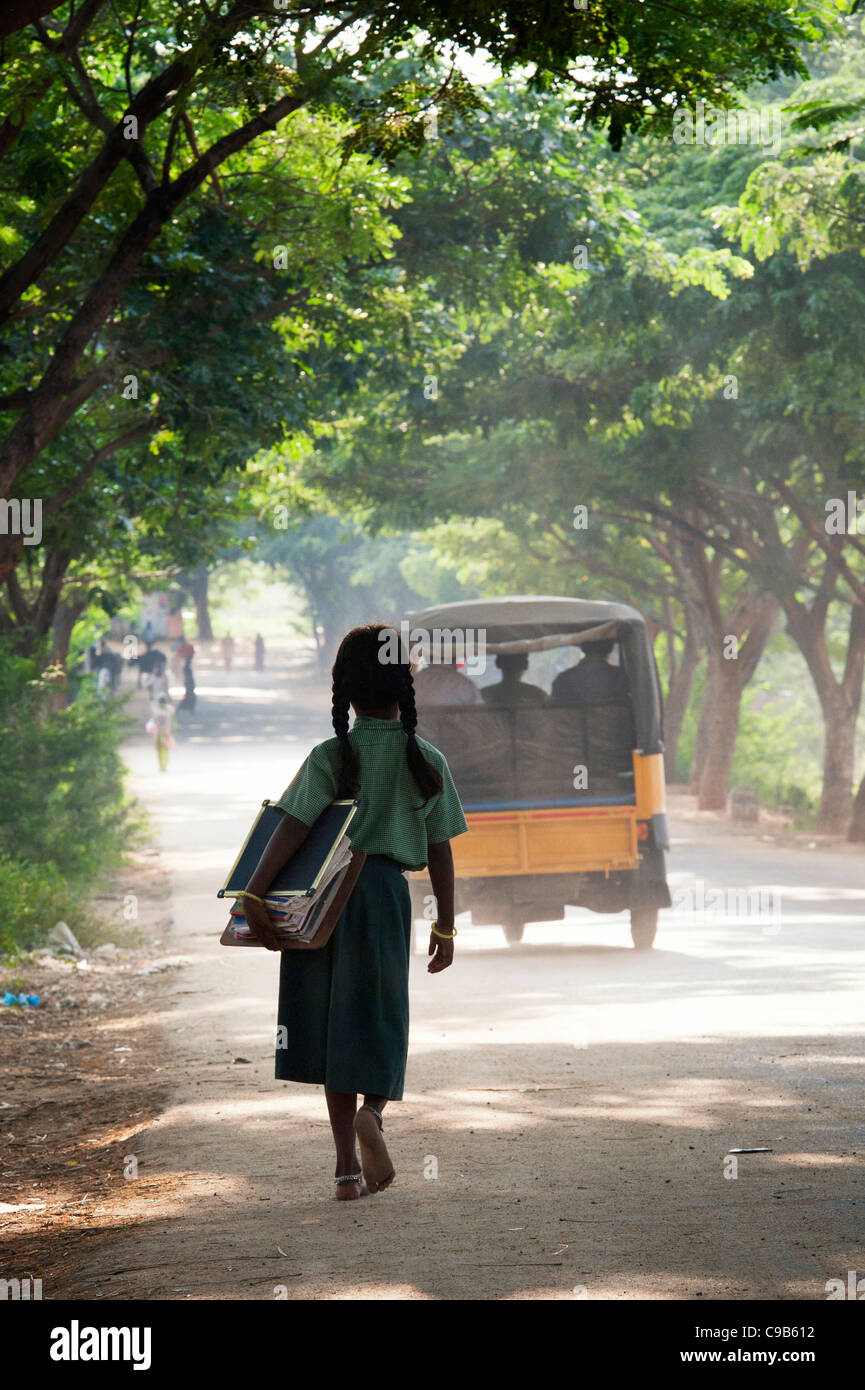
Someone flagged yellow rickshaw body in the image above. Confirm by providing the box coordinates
[434,749,666,881]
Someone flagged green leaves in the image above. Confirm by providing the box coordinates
[340,69,486,165]
[710,31,865,265]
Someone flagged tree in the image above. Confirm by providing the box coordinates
[0,106,410,650]
[0,0,834,497]
[297,76,865,827]
[709,21,865,835]
[710,16,865,266]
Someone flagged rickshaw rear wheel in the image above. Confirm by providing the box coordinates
[502,920,525,945]
[630,909,658,950]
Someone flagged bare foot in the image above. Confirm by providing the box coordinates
[334,1174,368,1201]
[354,1107,395,1193]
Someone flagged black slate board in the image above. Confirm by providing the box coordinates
[217,799,357,898]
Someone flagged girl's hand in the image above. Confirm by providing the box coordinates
[428,929,454,973]
[426,841,456,975]
[233,896,283,952]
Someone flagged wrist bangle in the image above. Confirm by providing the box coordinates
[430,921,457,940]
[236,891,265,905]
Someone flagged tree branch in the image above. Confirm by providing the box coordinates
[44,418,157,515]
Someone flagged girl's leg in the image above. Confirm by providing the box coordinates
[356,1095,395,1192]
[363,1094,388,1118]
[325,1089,365,1198]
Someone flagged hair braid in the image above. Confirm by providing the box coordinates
[398,669,443,804]
[331,677,359,797]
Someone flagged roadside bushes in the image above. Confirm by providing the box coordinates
[0,647,142,954]
[728,696,820,824]
[0,857,73,956]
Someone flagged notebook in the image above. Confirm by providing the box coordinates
[218,798,365,950]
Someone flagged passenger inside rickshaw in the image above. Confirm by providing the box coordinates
[551,638,630,703]
[414,636,636,808]
[412,659,480,705]
[480,652,549,707]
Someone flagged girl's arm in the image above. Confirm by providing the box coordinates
[426,839,456,974]
[236,813,311,952]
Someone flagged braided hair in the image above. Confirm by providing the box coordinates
[331,623,443,805]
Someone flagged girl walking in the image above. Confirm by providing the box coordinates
[237,624,467,1200]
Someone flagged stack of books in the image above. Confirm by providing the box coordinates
[218,799,364,950]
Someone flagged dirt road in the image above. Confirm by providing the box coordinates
[56,651,865,1300]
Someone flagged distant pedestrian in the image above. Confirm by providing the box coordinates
[142,619,154,650]
[222,633,235,670]
[254,633,265,671]
[153,658,170,701]
[94,639,121,691]
[139,647,169,697]
[146,694,175,771]
[178,641,196,712]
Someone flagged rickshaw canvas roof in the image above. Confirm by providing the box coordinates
[405,595,645,641]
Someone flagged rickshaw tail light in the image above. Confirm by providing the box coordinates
[636,821,650,841]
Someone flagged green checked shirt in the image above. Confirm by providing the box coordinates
[275,716,468,871]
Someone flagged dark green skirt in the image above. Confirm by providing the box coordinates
[275,854,412,1100]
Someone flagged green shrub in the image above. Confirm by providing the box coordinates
[729,694,820,822]
[0,855,83,957]
[0,646,144,953]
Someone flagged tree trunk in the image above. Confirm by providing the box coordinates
[48,595,87,710]
[186,566,214,641]
[663,608,701,782]
[695,592,778,812]
[784,595,865,835]
[848,772,865,843]
[818,694,859,835]
[815,603,865,833]
[696,658,746,811]
[690,653,718,794]
[675,521,778,810]
[3,546,72,658]
[50,596,86,670]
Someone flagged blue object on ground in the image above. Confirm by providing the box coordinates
[1,991,40,1006]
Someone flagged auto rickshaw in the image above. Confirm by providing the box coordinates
[406,595,671,949]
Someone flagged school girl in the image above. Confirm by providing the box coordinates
[237,624,467,1199]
